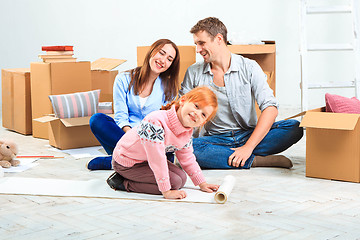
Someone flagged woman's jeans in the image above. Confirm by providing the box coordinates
[193,119,304,169]
[90,113,125,156]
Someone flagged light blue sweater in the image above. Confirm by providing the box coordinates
[113,71,168,128]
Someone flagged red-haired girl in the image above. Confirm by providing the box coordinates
[107,86,219,199]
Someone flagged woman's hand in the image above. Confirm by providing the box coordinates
[162,190,187,199]
[199,182,220,193]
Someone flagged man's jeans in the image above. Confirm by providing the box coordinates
[193,119,304,169]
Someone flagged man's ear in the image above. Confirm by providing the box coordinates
[215,33,224,44]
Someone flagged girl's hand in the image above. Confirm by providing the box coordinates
[162,190,187,199]
[199,182,220,193]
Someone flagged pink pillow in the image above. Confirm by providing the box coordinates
[325,93,360,113]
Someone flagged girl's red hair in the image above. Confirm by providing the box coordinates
[162,86,218,122]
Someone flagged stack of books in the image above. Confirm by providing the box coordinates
[39,46,77,63]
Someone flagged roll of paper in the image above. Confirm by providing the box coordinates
[214,175,235,204]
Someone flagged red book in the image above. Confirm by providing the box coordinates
[42,45,74,51]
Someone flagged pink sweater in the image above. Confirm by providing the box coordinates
[113,106,206,192]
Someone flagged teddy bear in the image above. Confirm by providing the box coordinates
[0,140,20,168]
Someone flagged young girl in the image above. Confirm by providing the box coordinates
[88,39,180,170]
[107,86,219,199]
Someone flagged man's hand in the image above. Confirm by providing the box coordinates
[228,144,254,167]
[199,182,220,193]
[162,190,187,199]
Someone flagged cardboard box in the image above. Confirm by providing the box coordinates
[228,41,276,116]
[91,58,126,102]
[137,45,196,85]
[291,107,360,183]
[30,61,92,139]
[33,115,107,150]
[1,68,32,135]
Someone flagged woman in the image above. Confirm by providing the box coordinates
[88,39,180,170]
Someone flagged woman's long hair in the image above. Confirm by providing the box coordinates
[162,86,218,123]
[128,39,180,101]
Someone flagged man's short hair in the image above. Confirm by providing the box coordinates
[190,17,228,44]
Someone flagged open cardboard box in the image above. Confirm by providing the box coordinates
[2,68,32,135]
[30,61,92,139]
[288,107,360,183]
[33,114,113,150]
[30,58,126,140]
[91,58,126,102]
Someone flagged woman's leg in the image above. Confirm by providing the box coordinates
[89,113,125,154]
[88,113,126,170]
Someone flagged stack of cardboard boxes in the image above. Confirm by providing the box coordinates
[2,58,125,149]
[2,48,197,150]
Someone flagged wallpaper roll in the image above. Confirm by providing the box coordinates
[214,175,235,204]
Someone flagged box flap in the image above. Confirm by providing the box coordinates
[60,116,92,127]
[33,115,58,123]
[3,68,30,73]
[285,107,326,120]
[59,114,114,127]
[91,58,126,71]
[300,112,360,130]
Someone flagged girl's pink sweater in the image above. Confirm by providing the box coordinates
[113,106,206,192]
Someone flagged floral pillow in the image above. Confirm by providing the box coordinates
[325,93,360,114]
[49,89,100,118]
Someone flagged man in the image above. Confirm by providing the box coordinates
[179,17,303,169]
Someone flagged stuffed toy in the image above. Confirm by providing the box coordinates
[0,140,20,168]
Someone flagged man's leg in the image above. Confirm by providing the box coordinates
[251,119,303,168]
[193,119,303,169]
[252,119,303,156]
[193,133,254,169]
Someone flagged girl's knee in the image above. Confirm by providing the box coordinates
[171,171,187,190]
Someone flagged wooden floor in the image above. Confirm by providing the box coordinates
[1,109,360,240]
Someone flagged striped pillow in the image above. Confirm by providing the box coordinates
[98,102,113,114]
[48,89,100,119]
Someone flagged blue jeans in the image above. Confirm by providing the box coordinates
[193,119,304,169]
[89,113,174,162]
[89,113,125,155]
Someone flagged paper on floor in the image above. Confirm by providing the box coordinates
[0,175,235,204]
[56,146,108,159]
[3,158,39,173]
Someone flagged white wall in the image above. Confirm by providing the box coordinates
[0,0,355,110]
